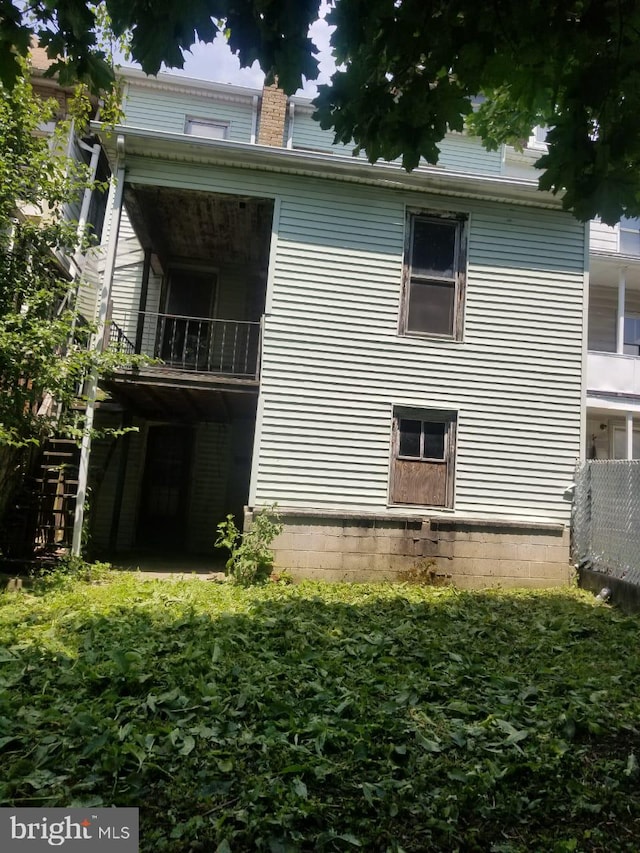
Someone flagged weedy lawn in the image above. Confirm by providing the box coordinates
[1,574,640,852]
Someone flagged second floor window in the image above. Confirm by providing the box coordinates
[185,117,229,139]
[400,212,467,340]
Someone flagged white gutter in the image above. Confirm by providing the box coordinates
[250,94,258,145]
[286,101,294,149]
[92,122,560,210]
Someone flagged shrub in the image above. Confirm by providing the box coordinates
[215,505,283,586]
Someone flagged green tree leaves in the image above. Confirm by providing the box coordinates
[1,577,640,850]
[0,70,140,448]
[3,2,640,221]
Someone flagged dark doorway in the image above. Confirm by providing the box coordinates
[161,269,217,369]
[137,425,193,549]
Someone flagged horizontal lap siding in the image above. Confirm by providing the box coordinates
[590,220,618,253]
[124,158,584,523]
[109,211,147,343]
[291,112,503,175]
[124,86,254,142]
[589,284,616,352]
[437,134,503,175]
[260,191,584,522]
[77,249,102,322]
[187,424,230,553]
[291,111,358,154]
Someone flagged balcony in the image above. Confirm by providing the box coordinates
[105,312,261,421]
[109,312,261,379]
[587,351,640,397]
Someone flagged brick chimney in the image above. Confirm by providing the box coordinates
[257,83,288,147]
[29,41,56,72]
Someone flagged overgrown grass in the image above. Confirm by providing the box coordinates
[1,573,640,852]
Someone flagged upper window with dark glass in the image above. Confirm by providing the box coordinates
[401,213,467,340]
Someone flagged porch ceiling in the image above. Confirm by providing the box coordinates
[101,370,258,422]
[590,256,640,290]
[124,185,273,267]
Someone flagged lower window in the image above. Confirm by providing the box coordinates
[390,408,457,507]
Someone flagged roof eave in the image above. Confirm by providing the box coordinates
[93,122,563,210]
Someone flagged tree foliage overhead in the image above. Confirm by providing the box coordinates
[2,1,640,223]
[316,0,640,224]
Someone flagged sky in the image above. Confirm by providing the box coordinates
[118,2,336,98]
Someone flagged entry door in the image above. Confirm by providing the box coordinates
[138,425,192,548]
[161,270,216,368]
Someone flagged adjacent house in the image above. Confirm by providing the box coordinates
[586,218,640,460]
[72,68,592,587]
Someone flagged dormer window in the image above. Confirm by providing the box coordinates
[185,117,229,140]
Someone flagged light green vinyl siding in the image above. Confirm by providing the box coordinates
[187,423,231,553]
[76,248,101,321]
[89,415,145,553]
[436,133,503,175]
[291,110,358,155]
[123,84,254,142]
[106,210,163,348]
[122,157,585,524]
[291,110,503,175]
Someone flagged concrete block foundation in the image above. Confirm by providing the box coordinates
[246,509,572,588]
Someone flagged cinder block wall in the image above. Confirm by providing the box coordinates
[246,510,572,588]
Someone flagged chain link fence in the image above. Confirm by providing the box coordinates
[573,460,640,585]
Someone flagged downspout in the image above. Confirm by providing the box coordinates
[135,248,152,353]
[286,102,294,149]
[250,95,258,145]
[72,140,126,555]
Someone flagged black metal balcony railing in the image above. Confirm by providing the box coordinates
[110,312,261,378]
[109,321,136,355]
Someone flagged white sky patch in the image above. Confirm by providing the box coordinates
[115,1,335,97]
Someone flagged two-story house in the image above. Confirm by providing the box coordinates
[72,68,590,587]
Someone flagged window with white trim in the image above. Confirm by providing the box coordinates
[400,212,467,340]
[185,117,229,139]
[390,408,457,507]
[619,217,640,256]
[624,315,640,355]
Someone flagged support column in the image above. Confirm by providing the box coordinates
[135,248,151,354]
[617,268,626,354]
[626,412,634,460]
[72,162,126,556]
